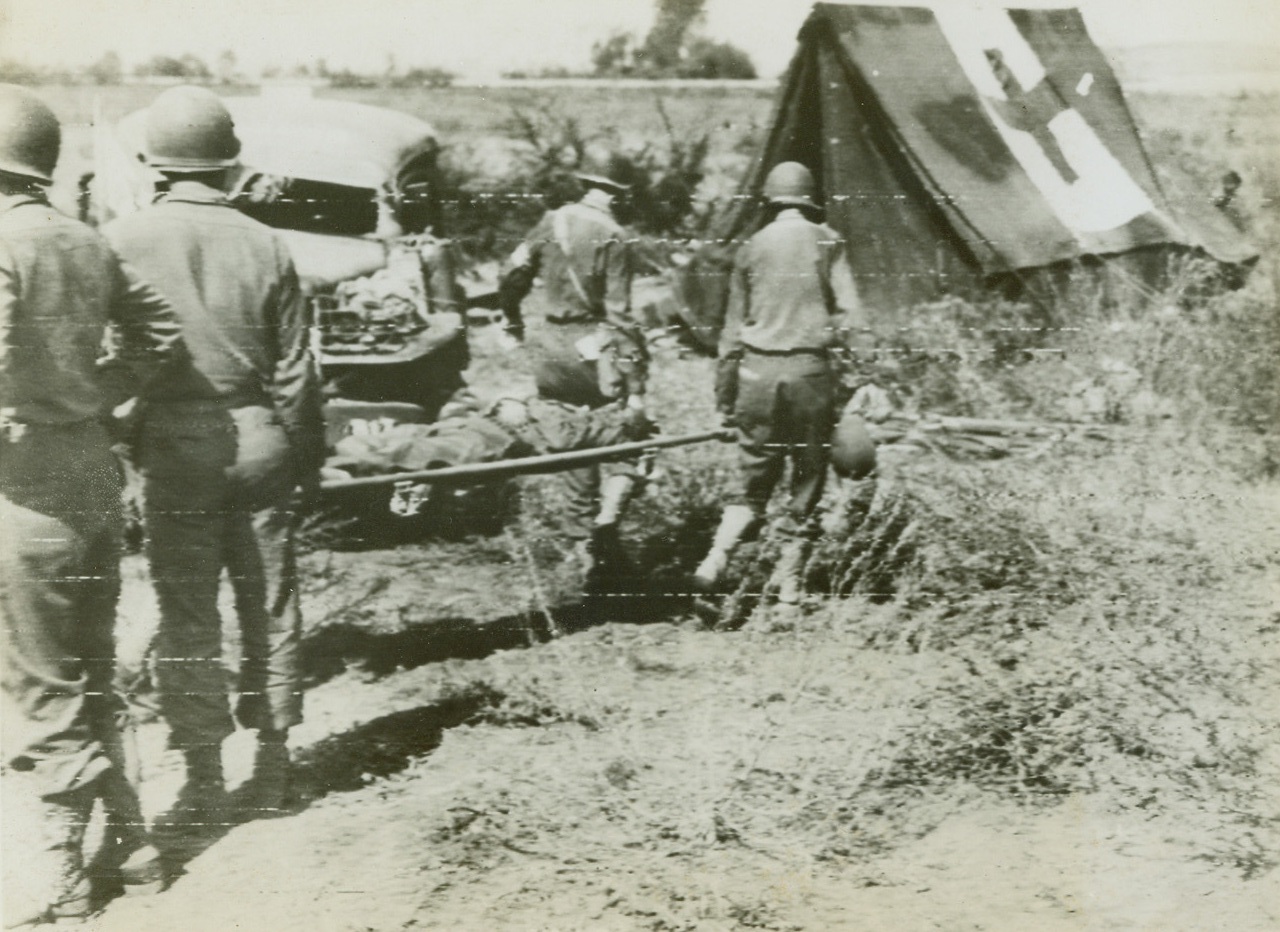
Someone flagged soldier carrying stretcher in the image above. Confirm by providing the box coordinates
[498,151,652,577]
[694,161,870,604]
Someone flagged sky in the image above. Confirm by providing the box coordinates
[2,0,1278,79]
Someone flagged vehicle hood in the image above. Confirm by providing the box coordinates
[226,97,438,189]
[277,229,389,293]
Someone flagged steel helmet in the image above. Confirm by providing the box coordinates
[575,148,633,192]
[0,84,60,184]
[830,407,877,480]
[762,161,818,209]
[144,85,240,172]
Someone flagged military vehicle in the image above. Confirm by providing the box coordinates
[83,91,470,431]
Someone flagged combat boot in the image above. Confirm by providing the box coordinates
[692,505,758,592]
[238,729,292,818]
[91,711,164,895]
[4,784,96,928]
[770,537,811,605]
[92,768,164,896]
[591,474,638,569]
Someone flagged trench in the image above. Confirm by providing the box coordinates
[297,507,732,687]
[300,588,701,688]
[135,481,902,887]
[290,693,496,799]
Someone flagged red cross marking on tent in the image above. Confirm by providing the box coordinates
[983,48,1080,184]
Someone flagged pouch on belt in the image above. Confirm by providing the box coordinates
[226,405,294,511]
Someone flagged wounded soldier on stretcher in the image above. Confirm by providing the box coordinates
[321,394,656,519]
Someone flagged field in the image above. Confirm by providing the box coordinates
[39,82,778,146]
[17,83,1280,930]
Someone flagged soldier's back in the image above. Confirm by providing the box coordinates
[104,182,295,403]
[106,191,288,323]
[1,196,126,423]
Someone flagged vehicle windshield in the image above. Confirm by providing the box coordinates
[234,173,379,237]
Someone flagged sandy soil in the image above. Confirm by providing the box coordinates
[83,608,1280,932]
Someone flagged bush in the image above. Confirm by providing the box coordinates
[438,100,715,261]
[135,53,211,80]
[590,26,757,80]
[591,32,637,77]
[388,67,456,90]
[327,69,381,89]
[0,60,66,84]
[86,52,124,86]
[676,39,757,80]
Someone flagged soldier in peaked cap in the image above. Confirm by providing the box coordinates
[497,149,652,577]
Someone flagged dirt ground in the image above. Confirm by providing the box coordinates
[80,606,1280,932]
[84,593,1280,932]
[55,312,1278,932]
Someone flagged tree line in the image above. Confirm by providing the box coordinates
[0,0,758,88]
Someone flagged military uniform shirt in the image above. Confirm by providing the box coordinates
[507,189,634,331]
[719,208,863,357]
[0,192,181,424]
[104,180,325,471]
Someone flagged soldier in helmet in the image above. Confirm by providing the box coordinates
[0,84,181,921]
[497,150,651,575]
[102,86,325,835]
[693,161,864,604]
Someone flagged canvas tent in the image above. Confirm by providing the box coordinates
[674,3,1255,346]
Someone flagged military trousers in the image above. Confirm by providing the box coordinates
[138,402,302,751]
[732,350,836,536]
[528,320,614,539]
[0,421,123,797]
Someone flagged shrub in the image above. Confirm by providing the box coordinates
[135,53,211,80]
[438,100,715,261]
[388,67,456,90]
[676,39,758,80]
